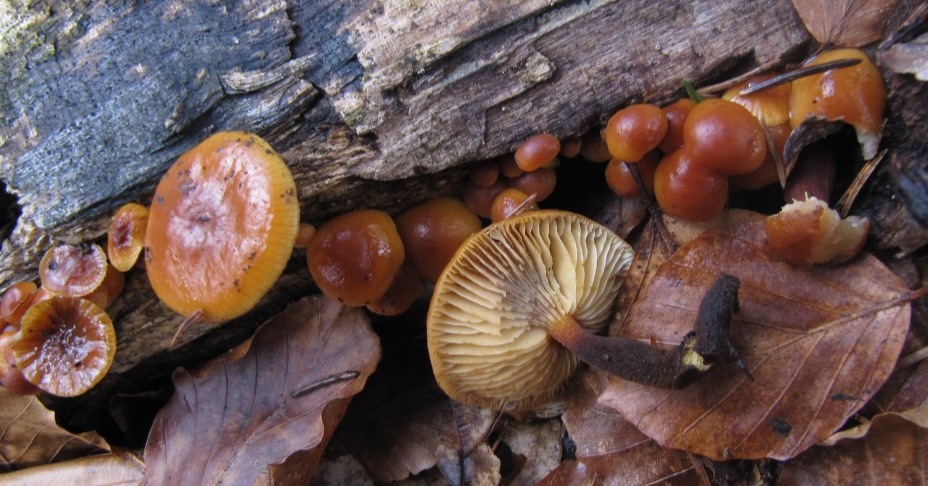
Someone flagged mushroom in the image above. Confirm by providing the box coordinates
[306,209,405,306]
[11,296,116,397]
[39,244,108,297]
[108,202,149,272]
[145,132,300,323]
[428,210,747,410]
[395,197,482,282]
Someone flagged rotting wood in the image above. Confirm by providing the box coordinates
[1,0,820,430]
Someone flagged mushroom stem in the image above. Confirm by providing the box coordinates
[549,316,685,388]
[549,273,751,388]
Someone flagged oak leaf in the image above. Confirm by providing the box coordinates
[601,221,913,460]
[142,296,381,485]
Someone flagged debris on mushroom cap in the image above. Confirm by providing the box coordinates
[145,132,300,322]
[788,48,886,160]
[39,244,108,298]
[12,296,116,397]
[427,210,634,410]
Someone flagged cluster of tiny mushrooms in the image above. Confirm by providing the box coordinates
[0,49,884,413]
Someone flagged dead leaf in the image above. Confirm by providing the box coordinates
[821,405,928,445]
[435,442,501,486]
[612,210,765,335]
[0,389,109,472]
[312,455,375,486]
[499,419,563,486]
[562,369,650,458]
[331,383,496,483]
[536,441,697,486]
[0,450,144,485]
[142,296,381,486]
[791,0,900,47]
[590,194,648,240]
[778,408,928,485]
[882,34,928,81]
[601,221,913,461]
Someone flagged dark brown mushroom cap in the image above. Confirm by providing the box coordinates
[145,132,299,322]
[12,296,116,397]
[427,210,634,410]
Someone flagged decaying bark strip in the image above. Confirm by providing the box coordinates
[0,0,817,428]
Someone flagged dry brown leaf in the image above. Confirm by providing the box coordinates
[562,369,650,458]
[612,210,765,335]
[882,34,928,80]
[601,221,913,461]
[0,389,109,472]
[331,383,496,483]
[435,442,501,486]
[499,419,563,486]
[536,441,697,486]
[791,0,900,47]
[312,455,375,486]
[821,405,928,445]
[0,450,144,485]
[778,408,928,485]
[142,296,381,486]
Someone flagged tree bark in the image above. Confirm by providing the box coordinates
[1,0,817,429]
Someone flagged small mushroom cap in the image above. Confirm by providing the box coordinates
[13,296,116,397]
[108,202,149,272]
[145,132,299,322]
[39,244,108,297]
[427,210,633,410]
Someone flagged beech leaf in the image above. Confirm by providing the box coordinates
[0,389,109,472]
[778,408,928,485]
[601,221,913,461]
[142,296,381,486]
[536,441,696,486]
[791,0,900,47]
[562,369,650,458]
[0,451,144,485]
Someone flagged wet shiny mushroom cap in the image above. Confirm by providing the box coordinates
[145,132,299,322]
[12,296,116,397]
[427,210,633,410]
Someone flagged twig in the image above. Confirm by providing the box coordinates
[738,58,861,96]
[290,370,360,398]
[835,150,886,218]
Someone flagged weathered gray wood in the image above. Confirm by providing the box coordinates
[1,0,818,430]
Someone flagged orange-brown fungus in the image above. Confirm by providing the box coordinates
[145,132,299,322]
[12,297,116,397]
[83,265,126,310]
[1,281,38,326]
[107,202,149,272]
[307,209,405,306]
[396,197,482,282]
[468,160,500,187]
[508,167,557,202]
[0,329,39,395]
[366,261,422,316]
[605,151,658,198]
[39,244,107,297]
[463,179,506,219]
[514,133,560,172]
[604,103,668,162]
[490,187,537,223]
[293,223,317,249]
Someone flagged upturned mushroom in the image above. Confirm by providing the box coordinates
[427,210,747,410]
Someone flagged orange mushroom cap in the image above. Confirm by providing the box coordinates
[145,132,299,322]
[789,49,885,160]
[12,297,116,397]
[39,244,108,298]
[306,209,406,307]
[395,197,482,283]
[108,202,149,272]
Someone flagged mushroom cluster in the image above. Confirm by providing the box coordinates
[0,131,303,396]
[592,48,885,225]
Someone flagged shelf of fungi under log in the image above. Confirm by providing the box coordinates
[2,0,927,440]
